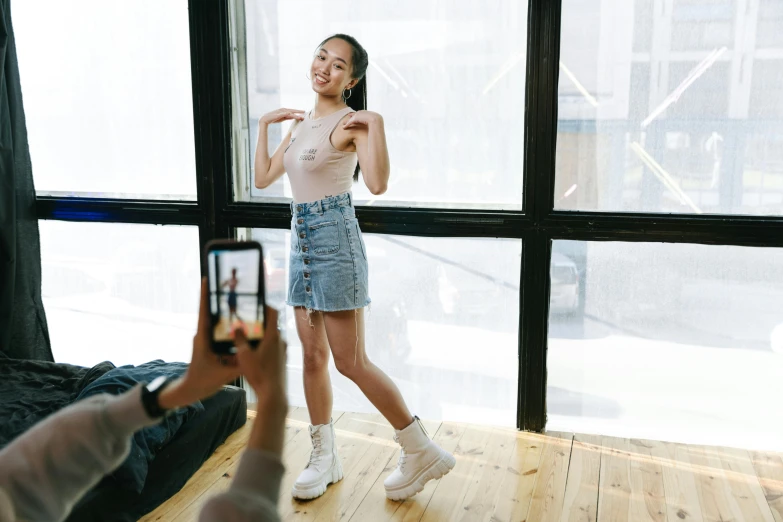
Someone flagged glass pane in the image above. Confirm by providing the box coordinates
[757,0,783,48]
[40,222,201,366]
[251,228,521,426]
[632,0,654,53]
[557,0,783,215]
[750,60,783,118]
[671,0,735,51]
[239,1,528,210]
[548,240,783,451]
[14,1,197,199]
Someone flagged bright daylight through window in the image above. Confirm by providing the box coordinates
[238,1,527,209]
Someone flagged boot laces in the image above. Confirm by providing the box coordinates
[308,429,326,469]
[395,418,430,475]
[394,433,409,474]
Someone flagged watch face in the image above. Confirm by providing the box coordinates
[147,375,169,392]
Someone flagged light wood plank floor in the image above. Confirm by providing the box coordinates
[140,408,783,522]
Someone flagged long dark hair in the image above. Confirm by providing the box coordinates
[318,34,368,181]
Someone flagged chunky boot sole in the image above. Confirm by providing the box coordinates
[385,451,456,501]
[292,459,344,500]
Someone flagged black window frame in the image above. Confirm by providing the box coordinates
[35,0,783,432]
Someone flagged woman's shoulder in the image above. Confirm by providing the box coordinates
[333,109,355,128]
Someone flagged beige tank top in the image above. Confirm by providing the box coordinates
[284,107,358,204]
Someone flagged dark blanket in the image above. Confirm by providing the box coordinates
[0,356,115,449]
[75,360,205,493]
[0,355,248,521]
[66,385,248,522]
[0,357,205,496]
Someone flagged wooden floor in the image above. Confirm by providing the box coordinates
[140,408,783,522]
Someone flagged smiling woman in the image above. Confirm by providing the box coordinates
[254,34,386,201]
[250,29,457,502]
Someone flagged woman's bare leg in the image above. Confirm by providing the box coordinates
[294,307,333,426]
[323,308,413,430]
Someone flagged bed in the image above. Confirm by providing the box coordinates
[0,355,247,522]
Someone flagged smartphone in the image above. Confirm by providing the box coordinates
[205,240,266,354]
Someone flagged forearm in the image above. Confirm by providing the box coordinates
[254,122,272,188]
[360,119,390,194]
[158,377,189,410]
[198,391,287,522]
[198,449,284,522]
[248,389,288,456]
[0,387,157,522]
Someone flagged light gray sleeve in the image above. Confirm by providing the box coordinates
[0,385,158,522]
[199,448,285,522]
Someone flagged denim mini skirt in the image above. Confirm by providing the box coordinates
[287,193,371,312]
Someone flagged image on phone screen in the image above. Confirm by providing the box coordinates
[207,248,264,344]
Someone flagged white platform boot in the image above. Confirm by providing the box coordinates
[292,419,343,500]
[384,416,456,500]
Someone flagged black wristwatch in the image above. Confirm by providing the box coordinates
[141,376,176,419]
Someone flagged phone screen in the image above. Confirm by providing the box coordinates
[207,246,264,351]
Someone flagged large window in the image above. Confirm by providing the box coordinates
[238,0,528,210]
[556,0,783,216]
[550,0,783,446]
[14,0,197,199]
[229,0,529,424]
[40,222,200,367]
[253,229,521,425]
[548,241,783,449]
[18,0,783,443]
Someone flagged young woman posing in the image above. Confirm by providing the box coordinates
[254,34,455,501]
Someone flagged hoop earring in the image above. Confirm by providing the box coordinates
[306,72,312,80]
[343,88,353,101]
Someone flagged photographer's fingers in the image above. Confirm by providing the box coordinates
[233,327,251,355]
[216,353,240,369]
[196,277,209,338]
[264,306,279,339]
[235,307,285,382]
[264,307,287,363]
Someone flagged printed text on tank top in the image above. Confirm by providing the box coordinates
[283,107,358,204]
